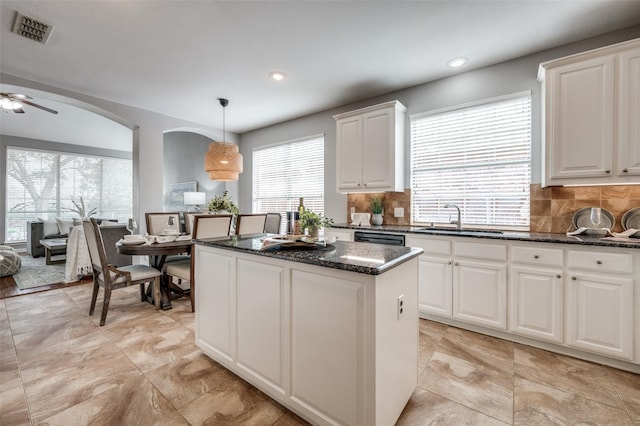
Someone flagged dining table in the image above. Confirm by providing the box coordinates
[116,238,193,310]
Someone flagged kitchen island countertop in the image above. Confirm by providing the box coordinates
[194,235,423,275]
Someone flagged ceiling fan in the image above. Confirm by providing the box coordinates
[0,92,58,114]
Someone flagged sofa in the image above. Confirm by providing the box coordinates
[27,218,118,258]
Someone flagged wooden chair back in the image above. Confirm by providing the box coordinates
[145,212,181,235]
[82,218,109,275]
[192,215,233,239]
[265,212,283,234]
[235,214,267,235]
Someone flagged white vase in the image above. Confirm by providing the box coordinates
[372,213,383,226]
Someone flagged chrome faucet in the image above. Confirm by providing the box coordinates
[444,204,462,230]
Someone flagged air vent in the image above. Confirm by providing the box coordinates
[12,12,53,44]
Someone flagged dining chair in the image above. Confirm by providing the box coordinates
[235,213,267,235]
[145,212,182,235]
[265,212,283,234]
[83,218,161,326]
[165,214,233,312]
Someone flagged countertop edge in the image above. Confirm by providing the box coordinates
[331,224,640,249]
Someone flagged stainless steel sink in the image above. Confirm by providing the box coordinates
[415,227,504,236]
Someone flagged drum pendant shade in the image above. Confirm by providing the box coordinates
[205,142,243,181]
[205,98,243,181]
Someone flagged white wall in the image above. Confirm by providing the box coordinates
[239,25,640,224]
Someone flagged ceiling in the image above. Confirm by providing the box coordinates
[1,1,640,136]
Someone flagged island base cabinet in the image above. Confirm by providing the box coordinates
[236,259,285,394]
[194,244,419,426]
[290,270,366,426]
[568,272,634,360]
[290,262,418,426]
[195,249,234,361]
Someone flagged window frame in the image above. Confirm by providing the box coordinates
[252,134,325,234]
[409,91,532,231]
[5,146,133,242]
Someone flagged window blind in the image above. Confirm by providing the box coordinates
[410,92,531,229]
[5,147,132,242]
[253,135,325,234]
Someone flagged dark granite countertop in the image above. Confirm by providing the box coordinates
[194,235,423,275]
[331,224,640,249]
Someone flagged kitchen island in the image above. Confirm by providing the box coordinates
[193,236,423,426]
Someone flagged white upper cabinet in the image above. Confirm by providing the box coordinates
[539,38,640,187]
[334,100,406,193]
[618,46,640,176]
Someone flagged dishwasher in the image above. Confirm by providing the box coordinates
[353,231,405,246]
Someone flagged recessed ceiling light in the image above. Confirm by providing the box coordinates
[446,57,469,69]
[270,71,285,81]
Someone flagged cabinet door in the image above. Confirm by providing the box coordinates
[567,272,633,360]
[618,47,640,176]
[509,265,563,343]
[453,259,507,330]
[418,255,452,317]
[336,116,364,191]
[545,55,615,181]
[290,269,366,426]
[194,248,234,361]
[236,259,285,394]
[362,108,394,190]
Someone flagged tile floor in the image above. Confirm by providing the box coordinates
[1,284,639,425]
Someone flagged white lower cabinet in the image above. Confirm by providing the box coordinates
[509,265,564,343]
[418,255,452,316]
[406,236,507,331]
[404,234,639,368]
[454,258,507,330]
[567,271,634,360]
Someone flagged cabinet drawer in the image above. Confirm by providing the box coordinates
[567,250,633,274]
[511,245,563,267]
[454,241,507,261]
[405,236,451,256]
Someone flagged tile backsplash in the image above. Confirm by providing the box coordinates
[347,185,640,233]
[530,184,640,233]
[346,189,411,226]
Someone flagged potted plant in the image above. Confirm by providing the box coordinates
[299,210,334,238]
[207,190,240,215]
[370,196,384,225]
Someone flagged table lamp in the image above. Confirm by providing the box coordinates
[184,192,206,211]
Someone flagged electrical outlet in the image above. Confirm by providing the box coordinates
[394,207,404,218]
[350,207,355,214]
[397,294,404,319]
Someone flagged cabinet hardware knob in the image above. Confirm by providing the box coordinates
[357,183,361,187]
[556,274,562,278]
[534,255,539,259]
[605,170,611,174]
[572,276,577,280]
[622,168,628,173]
[454,262,459,266]
[596,260,602,265]
[448,261,452,265]
[363,184,367,187]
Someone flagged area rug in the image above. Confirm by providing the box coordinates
[13,256,66,289]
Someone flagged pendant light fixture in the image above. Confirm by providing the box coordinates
[205,98,243,181]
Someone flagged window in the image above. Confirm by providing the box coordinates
[253,135,324,233]
[5,147,132,242]
[410,92,531,229]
